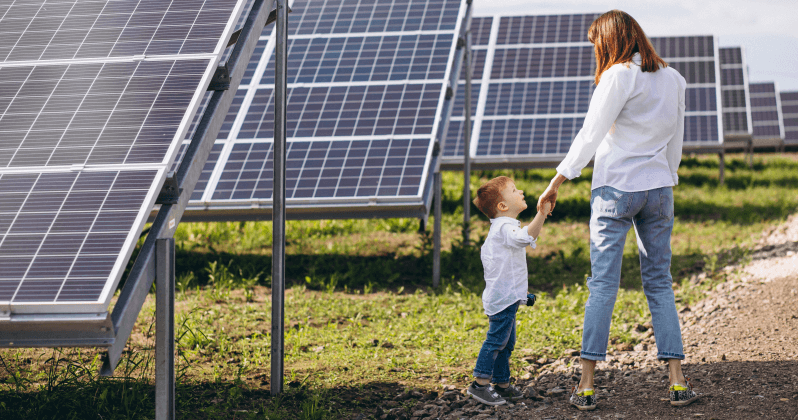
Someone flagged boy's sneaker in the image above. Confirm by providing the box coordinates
[569,387,597,411]
[467,382,507,406]
[494,383,523,401]
[669,379,699,407]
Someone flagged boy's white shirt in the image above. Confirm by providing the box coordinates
[480,216,536,316]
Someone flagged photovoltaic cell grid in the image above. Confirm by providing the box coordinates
[0,0,240,62]
[718,47,752,137]
[749,82,784,142]
[444,14,600,161]
[0,0,246,309]
[185,0,465,209]
[647,36,723,148]
[782,92,798,145]
[0,59,213,168]
[212,139,430,201]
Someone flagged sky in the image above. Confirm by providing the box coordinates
[475,0,798,91]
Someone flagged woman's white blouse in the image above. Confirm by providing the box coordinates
[556,53,687,192]
[480,217,536,316]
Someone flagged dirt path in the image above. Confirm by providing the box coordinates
[372,216,798,420]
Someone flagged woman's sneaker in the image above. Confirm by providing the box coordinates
[467,381,507,406]
[569,387,597,411]
[494,383,524,401]
[669,379,699,406]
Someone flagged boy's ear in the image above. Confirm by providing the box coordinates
[496,201,508,213]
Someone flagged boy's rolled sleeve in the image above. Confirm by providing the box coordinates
[500,224,537,249]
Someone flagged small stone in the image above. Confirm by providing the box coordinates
[564,348,580,356]
[545,388,566,397]
[615,342,634,351]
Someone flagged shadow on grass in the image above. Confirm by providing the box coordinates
[0,379,415,420]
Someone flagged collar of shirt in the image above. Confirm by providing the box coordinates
[490,216,520,228]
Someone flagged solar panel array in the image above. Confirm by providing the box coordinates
[0,0,247,313]
[442,15,726,168]
[779,91,798,146]
[180,0,466,219]
[718,47,753,143]
[749,82,785,146]
[649,36,724,150]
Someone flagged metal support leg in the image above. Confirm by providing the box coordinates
[718,151,725,185]
[271,0,288,397]
[155,238,175,420]
[433,171,442,288]
[462,31,472,247]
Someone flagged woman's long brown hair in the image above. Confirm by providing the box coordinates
[588,10,667,85]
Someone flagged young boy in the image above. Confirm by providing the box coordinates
[467,176,551,406]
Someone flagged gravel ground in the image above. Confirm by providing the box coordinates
[366,215,798,420]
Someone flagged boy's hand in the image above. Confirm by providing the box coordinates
[541,201,552,216]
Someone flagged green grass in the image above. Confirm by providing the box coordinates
[1,153,797,419]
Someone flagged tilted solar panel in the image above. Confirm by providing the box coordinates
[749,82,785,147]
[443,13,600,168]
[781,91,798,145]
[442,15,726,169]
[0,0,248,314]
[718,47,753,143]
[180,0,468,221]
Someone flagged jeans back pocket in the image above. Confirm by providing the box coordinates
[592,186,632,216]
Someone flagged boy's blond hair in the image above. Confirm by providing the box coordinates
[473,176,512,219]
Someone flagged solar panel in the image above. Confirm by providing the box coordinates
[0,0,248,313]
[749,82,785,147]
[718,47,753,143]
[442,14,726,169]
[782,91,798,145]
[181,0,468,220]
[443,13,600,168]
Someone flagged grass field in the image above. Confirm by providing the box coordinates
[1,153,797,419]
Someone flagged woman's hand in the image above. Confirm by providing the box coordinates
[538,173,568,214]
[537,185,558,214]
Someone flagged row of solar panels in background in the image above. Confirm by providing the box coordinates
[174,12,798,219]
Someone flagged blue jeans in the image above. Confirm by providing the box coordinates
[581,186,684,361]
[473,302,518,383]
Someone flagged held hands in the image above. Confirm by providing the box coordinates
[537,186,557,215]
[537,173,567,215]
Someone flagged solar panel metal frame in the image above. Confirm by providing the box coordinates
[179,0,470,222]
[749,81,786,148]
[441,14,726,170]
[781,91,798,146]
[719,46,754,149]
[0,0,267,353]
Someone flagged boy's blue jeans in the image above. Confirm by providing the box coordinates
[473,302,518,383]
[581,186,685,361]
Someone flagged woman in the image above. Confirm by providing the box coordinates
[537,10,698,411]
